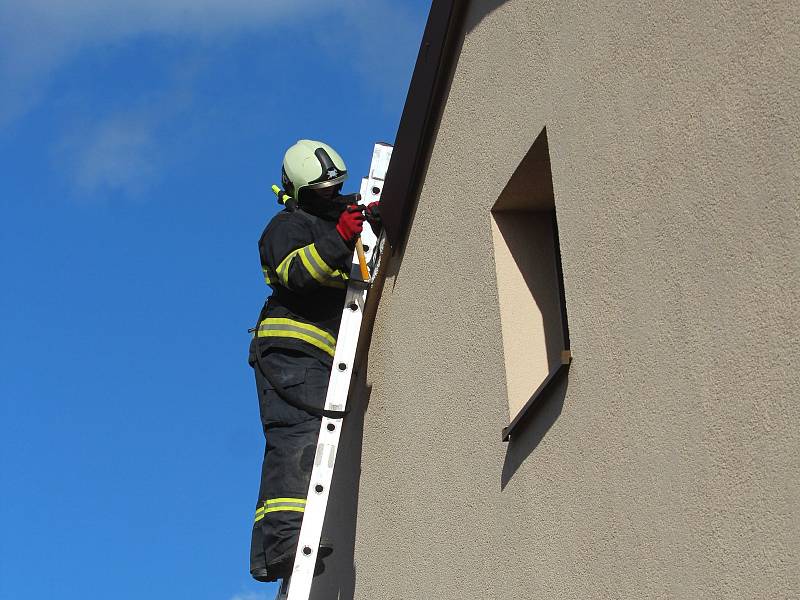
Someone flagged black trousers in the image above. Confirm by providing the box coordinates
[249,346,331,581]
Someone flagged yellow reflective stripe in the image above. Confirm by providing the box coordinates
[254,498,307,523]
[257,330,335,357]
[257,318,336,356]
[316,267,347,288]
[275,243,337,287]
[265,498,307,505]
[307,245,334,277]
[264,506,305,514]
[254,503,305,517]
[262,267,276,285]
[254,506,306,522]
[259,318,335,345]
[276,247,303,286]
[298,247,326,283]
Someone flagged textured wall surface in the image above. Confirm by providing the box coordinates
[346,1,799,598]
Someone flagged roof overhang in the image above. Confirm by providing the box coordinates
[380,0,467,251]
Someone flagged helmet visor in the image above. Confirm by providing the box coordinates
[306,177,344,190]
[305,181,343,200]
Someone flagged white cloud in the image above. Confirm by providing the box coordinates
[0,0,326,126]
[52,78,196,195]
[58,111,160,194]
[1,0,428,193]
[0,0,428,126]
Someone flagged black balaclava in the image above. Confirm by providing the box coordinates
[299,185,359,221]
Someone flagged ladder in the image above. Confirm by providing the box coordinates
[284,142,393,600]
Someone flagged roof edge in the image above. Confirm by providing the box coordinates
[380,0,467,251]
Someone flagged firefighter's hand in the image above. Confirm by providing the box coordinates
[336,204,365,245]
[365,201,381,233]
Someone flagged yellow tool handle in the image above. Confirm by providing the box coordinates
[355,238,370,281]
[271,184,281,197]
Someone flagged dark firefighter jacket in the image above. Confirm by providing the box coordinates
[254,207,353,365]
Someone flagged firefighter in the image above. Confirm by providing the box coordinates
[248,140,380,585]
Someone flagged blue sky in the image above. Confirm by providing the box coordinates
[0,1,430,598]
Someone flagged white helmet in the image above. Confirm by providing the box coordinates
[280,140,348,199]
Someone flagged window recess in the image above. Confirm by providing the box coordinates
[491,128,571,442]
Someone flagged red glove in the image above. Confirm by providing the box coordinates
[336,204,365,244]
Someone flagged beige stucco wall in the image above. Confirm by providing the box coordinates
[326,1,799,598]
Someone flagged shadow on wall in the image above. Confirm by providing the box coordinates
[308,359,372,600]
[464,0,513,32]
[501,373,568,490]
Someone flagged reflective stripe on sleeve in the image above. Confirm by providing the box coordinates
[275,243,344,288]
[276,247,300,285]
[306,245,334,278]
[323,268,347,289]
[257,317,336,357]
